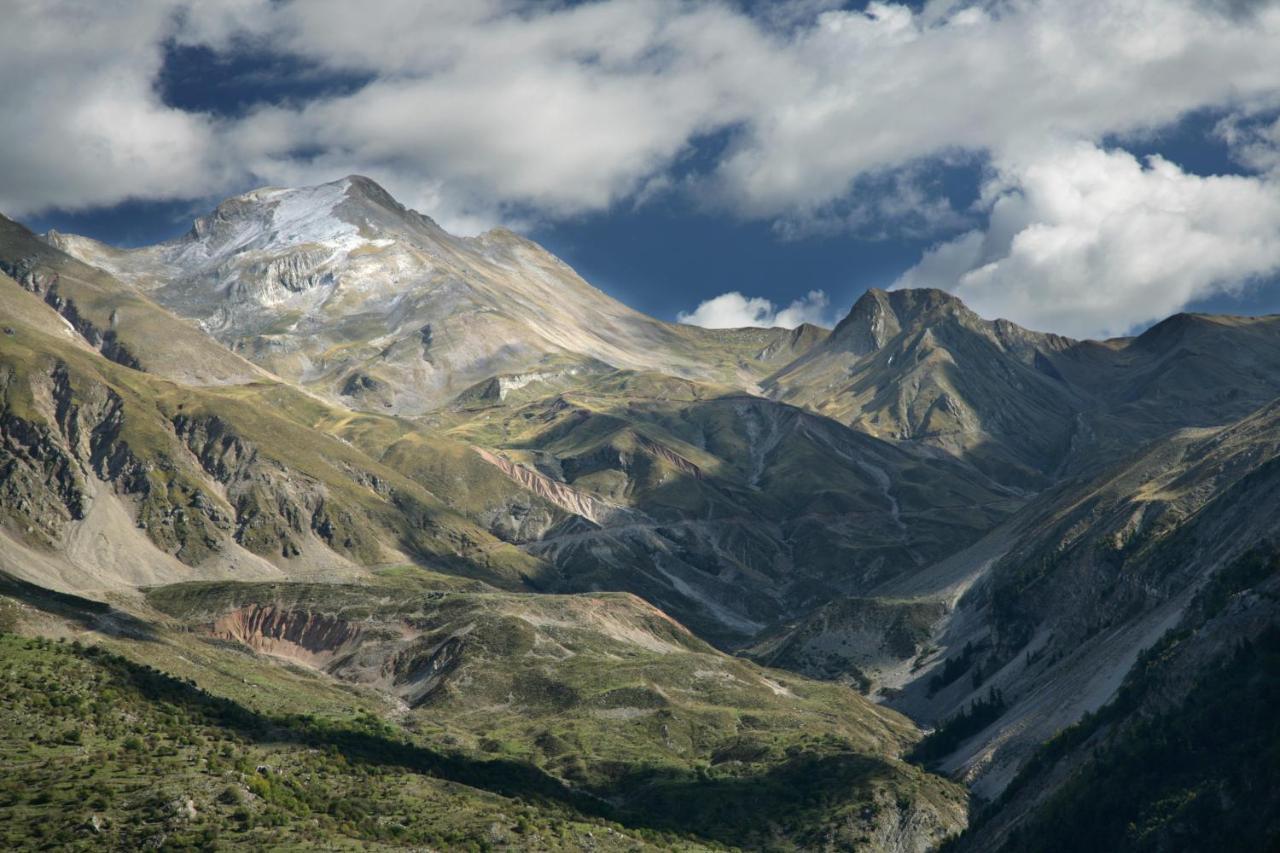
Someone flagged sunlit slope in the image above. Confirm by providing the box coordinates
[139,570,968,850]
[0,276,548,594]
[50,177,827,414]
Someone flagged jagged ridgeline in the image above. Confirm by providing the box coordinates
[3,177,1280,850]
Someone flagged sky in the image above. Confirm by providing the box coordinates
[7,0,1280,339]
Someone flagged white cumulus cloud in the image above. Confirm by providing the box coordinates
[893,141,1280,338]
[3,0,1279,235]
[677,290,832,329]
[711,0,1280,219]
[0,1,225,216]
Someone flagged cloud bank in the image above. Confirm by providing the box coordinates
[5,0,1278,225]
[894,142,1280,338]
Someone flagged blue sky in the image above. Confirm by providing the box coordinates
[8,1,1280,338]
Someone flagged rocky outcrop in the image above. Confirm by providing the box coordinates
[864,786,969,853]
[195,595,473,704]
[392,635,466,706]
[0,351,388,570]
[418,323,434,361]
[337,371,395,409]
[340,371,383,397]
[0,256,141,370]
[226,248,337,306]
[452,365,603,408]
[212,604,363,667]
[172,413,380,562]
[41,285,142,370]
[472,447,641,526]
[0,406,86,545]
[249,248,333,296]
[0,360,227,561]
[749,598,948,692]
[634,434,703,480]
[474,494,563,544]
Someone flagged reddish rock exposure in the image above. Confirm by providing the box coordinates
[634,434,703,480]
[471,447,639,525]
[212,605,362,668]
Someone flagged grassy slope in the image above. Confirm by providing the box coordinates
[137,570,967,850]
[445,370,1014,591]
[0,215,264,386]
[0,281,549,586]
[446,370,1010,528]
[0,567,968,851]
[0,633,707,851]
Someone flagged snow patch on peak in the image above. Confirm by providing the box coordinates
[267,179,359,247]
[173,179,372,272]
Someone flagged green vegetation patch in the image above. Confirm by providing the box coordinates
[0,633,709,851]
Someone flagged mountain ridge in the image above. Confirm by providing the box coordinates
[46,176,828,416]
[5,176,1280,850]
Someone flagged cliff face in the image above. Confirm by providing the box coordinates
[472,447,641,527]
[212,604,365,668]
[0,356,229,565]
[747,597,950,692]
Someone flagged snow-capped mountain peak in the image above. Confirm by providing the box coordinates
[183,177,383,265]
[48,176,758,414]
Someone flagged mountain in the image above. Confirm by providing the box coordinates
[40,186,1016,642]
[953,545,1280,852]
[754,391,1280,810]
[0,281,967,848]
[767,287,1280,490]
[6,176,1280,850]
[0,183,989,850]
[0,263,550,594]
[766,287,1083,489]
[443,370,1018,643]
[49,176,823,414]
[937,396,1280,791]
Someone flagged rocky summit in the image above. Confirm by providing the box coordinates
[2,177,1278,851]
